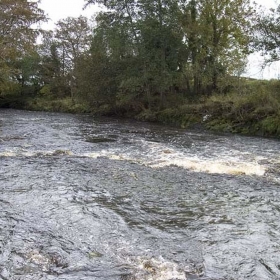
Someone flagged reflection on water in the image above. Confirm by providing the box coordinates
[0,109,280,280]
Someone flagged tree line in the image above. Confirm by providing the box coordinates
[1,0,280,115]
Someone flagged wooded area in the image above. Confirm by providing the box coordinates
[1,0,280,136]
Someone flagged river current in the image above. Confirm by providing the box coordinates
[0,109,280,280]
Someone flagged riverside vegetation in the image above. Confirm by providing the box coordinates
[2,0,280,137]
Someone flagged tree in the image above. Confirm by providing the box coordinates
[38,31,70,97]
[54,16,91,72]
[14,52,41,95]
[54,16,92,99]
[37,16,92,99]
[75,36,119,109]
[85,0,185,110]
[182,0,254,95]
[0,0,46,95]
[254,5,280,64]
[82,0,255,114]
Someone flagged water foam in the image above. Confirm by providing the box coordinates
[128,256,186,280]
[133,142,266,176]
[0,150,73,157]
[0,144,266,176]
[148,156,266,176]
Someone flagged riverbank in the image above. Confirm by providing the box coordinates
[2,79,280,138]
[154,89,280,137]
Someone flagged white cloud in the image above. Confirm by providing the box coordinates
[39,0,101,29]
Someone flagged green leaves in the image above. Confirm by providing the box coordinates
[254,4,280,63]
[0,0,46,95]
[182,0,253,94]
[80,0,255,112]
[0,0,46,59]
[37,16,92,99]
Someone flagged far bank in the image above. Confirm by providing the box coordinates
[1,79,280,139]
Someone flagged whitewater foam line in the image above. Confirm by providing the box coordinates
[85,152,266,176]
[148,158,266,176]
[0,149,266,176]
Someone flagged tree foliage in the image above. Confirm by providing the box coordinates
[0,0,46,94]
[182,0,254,94]
[81,0,253,112]
[0,0,259,116]
[254,5,280,63]
[38,16,91,98]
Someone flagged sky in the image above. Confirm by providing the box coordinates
[38,0,100,28]
[38,0,280,79]
[246,0,280,79]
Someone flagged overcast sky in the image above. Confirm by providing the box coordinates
[39,0,100,28]
[38,0,280,79]
[39,0,279,25]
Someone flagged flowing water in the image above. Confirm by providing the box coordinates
[0,109,280,280]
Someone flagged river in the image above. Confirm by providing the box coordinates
[0,109,280,280]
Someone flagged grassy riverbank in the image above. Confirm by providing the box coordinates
[155,90,280,137]
[2,79,280,138]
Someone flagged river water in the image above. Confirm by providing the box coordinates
[0,109,280,280]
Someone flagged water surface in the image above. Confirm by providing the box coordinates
[0,109,280,280]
